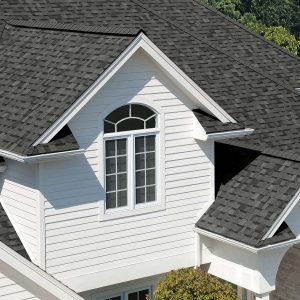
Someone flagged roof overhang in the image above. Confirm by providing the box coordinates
[194,226,300,253]
[0,149,85,164]
[33,32,236,146]
[193,114,254,141]
[263,188,300,240]
[0,241,83,299]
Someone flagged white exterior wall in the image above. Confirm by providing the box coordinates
[0,159,39,264]
[0,269,38,300]
[39,50,214,292]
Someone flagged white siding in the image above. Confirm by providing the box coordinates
[0,160,39,264]
[40,50,214,292]
[0,270,38,300]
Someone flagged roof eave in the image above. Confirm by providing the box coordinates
[193,226,300,253]
[0,149,85,164]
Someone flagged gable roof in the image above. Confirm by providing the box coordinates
[196,144,300,248]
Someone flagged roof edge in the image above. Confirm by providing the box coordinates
[263,188,300,240]
[0,241,83,299]
[7,19,143,36]
[194,227,299,253]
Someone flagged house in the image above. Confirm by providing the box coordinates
[0,1,299,299]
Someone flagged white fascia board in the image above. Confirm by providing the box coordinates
[262,188,300,240]
[193,227,300,253]
[194,127,254,141]
[0,149,85,164]
[0,241,83,300]
[33,32,235,146]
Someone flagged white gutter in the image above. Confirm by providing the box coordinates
[262,188,300,240]
[0,149,85,164]
[193,227,300,254]
[206,128,254,141]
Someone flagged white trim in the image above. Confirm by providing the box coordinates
[263,188,300,240]
[194,127,254,141]
[193,227,300,253]
[0,241,83,300]
[0,149,85,164]
[33,32,235,146]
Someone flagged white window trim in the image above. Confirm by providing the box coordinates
[99,102,166,221]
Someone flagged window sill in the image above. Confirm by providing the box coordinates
[100,202,166,221]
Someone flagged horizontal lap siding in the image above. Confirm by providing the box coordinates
[0,271,38,300]
[0,160,38,264]
[41,51,213,284]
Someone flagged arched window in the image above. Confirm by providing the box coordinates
[104,104,158,211]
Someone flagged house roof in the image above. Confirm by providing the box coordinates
[196,143,300,248]
[0,21,138,155]
[0,1,299,247]
[0,202,29,258]
[193,109,245,134]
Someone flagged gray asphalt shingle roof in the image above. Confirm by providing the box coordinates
[0,21,137,155]
[196,144,300,248]
[193,109,245,134]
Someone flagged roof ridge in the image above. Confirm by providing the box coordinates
[193,0,300,63]
[7,19,142,36]
[129,0,300,96]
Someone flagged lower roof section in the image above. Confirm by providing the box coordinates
[196,143,300,248]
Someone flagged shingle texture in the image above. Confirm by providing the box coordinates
[0,21,137,155]
[0,201,29,258]
[193,109,245,134]
[0,0,299,156]
[196,144,300,248]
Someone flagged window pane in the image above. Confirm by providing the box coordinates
[136,170,145,187]
[117,190,127,207]
[128,292,138,300]
[106,175,116,192]
[146,135,155,151]
[106,140,115,157]
[106,105,129,123]
[117,119,144,132]
[146,169,155,185]
[106,192,116,209]
[146,116,156,129]
[135,153,145,170]
[106,158,116,175]
[117,173,127,190]
[135,136,145,153]
[131,104,154,120]
[139,289,150,300]
[146,186,155,202]
[136,187,145,204]
[146,152,155,168]
[111,297,121,300]
[104,121,115,133]
[117,139,127,155]
[117,156,127,173]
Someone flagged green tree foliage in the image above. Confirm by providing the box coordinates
[154,268,237,300]
[201,0,300,55]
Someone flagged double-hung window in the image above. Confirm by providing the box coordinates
[104,104,158,212]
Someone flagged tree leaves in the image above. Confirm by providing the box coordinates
[201,0,300,55]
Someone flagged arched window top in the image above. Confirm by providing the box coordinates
[104,104,156,134]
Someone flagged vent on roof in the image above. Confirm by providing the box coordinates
[295,88,300,95]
